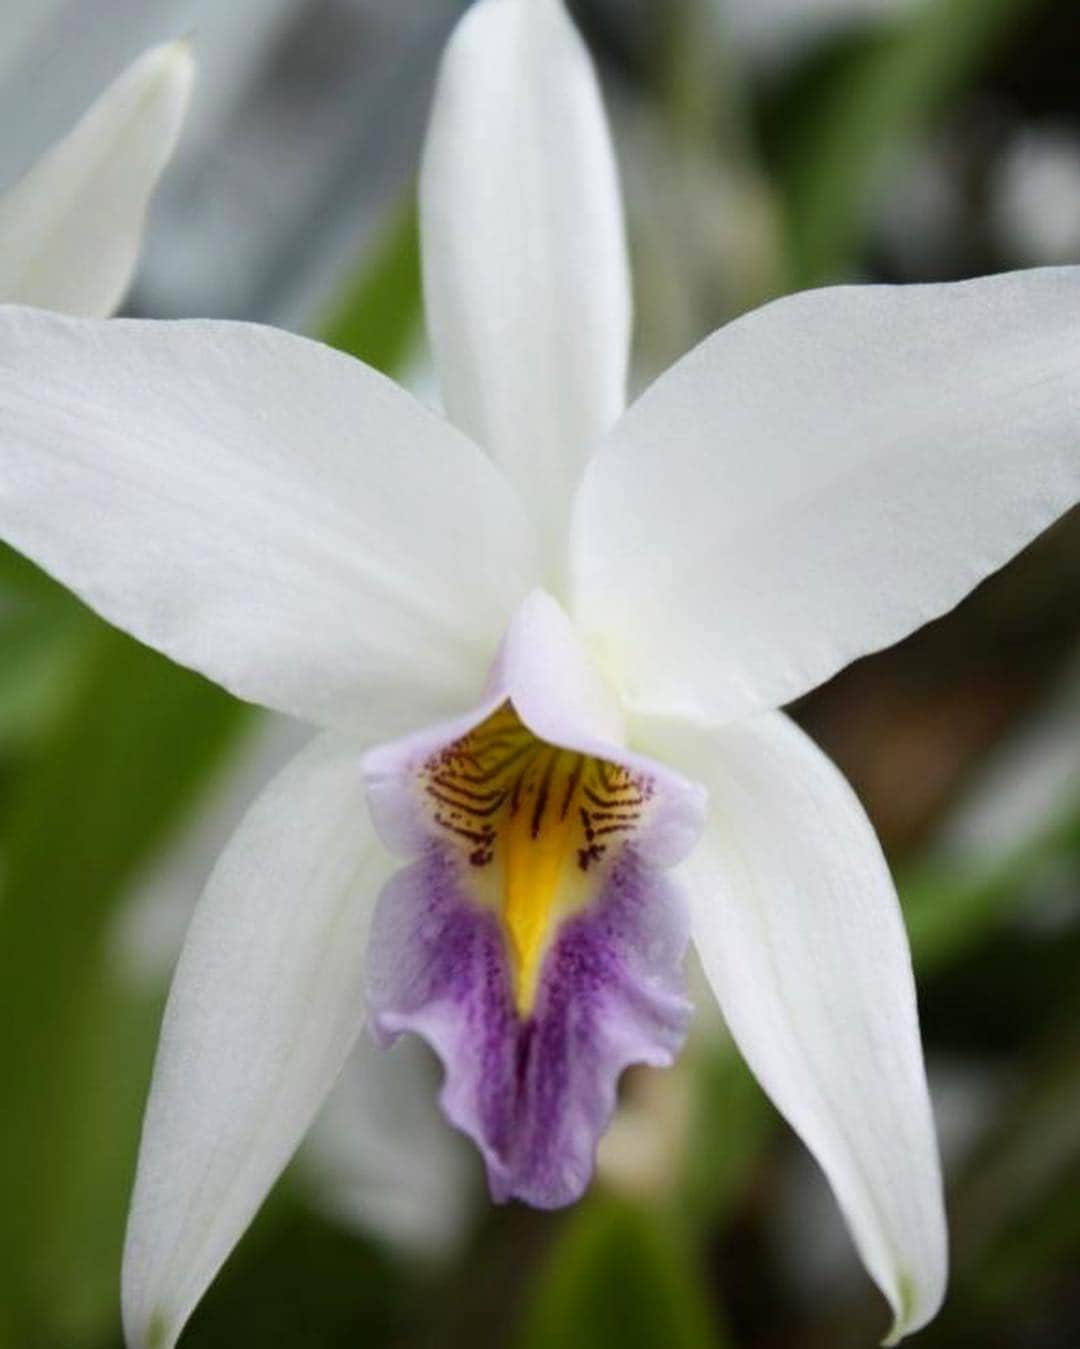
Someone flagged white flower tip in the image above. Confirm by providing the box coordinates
[121,1301,175,1349]
[146,1311,172,1349]
[114,38,196,167]
[0,33,198,316]
[881,1273,920,1345]
[442,0,568,67]
[136,37,197,114]
[879,1258,949,1344]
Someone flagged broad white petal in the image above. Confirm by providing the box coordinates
[573,269,1080,724]
[0,308,542,734]
[0,41,194,316]
[636,710,946,1343]
[421,0,631,555]
[122,733,391,1349]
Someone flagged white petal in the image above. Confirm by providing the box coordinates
[485,588,627,749]
[122,733,391,1349]
[0,308,541,734]
[573,269,1080,724]
[0,41,194,316]
[421,0,631,555]
[637,710,946,1342]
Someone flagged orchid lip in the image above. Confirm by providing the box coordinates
[362,682,706,1209]
[398,699,660,1014]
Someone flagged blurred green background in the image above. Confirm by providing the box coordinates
[0,0,1078,1345]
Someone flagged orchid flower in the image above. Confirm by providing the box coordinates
[0,1,1076,1345]
[0,39,193,317]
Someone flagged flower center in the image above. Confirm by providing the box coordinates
[418,701,654,1012]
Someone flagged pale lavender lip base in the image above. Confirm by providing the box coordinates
[366,840,692,1209]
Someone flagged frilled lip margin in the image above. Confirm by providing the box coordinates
[361,594,707,1207]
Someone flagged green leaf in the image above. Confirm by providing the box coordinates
[902,801,1080,975]
[320,199,422,372]
[680,1044,775,1230]
[777,0,1046,286]
[915,993,1080,1339]
[0,600,90,746]
[182,1194,405,1348]
[516,1194,728,1349]
[0,541,72,603]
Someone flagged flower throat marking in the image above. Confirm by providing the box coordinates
[418,702,654,1014]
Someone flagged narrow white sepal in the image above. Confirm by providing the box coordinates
[636,710,947,1343]
[122,734,390,1349]
[421,0,632,557]
[0,40,194,316]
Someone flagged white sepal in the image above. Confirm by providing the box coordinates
[637,709,947,1343]
[421,0,631,557]
[122,733,390,1349]
[0,41,194,316]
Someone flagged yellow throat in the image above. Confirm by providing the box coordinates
[418,703,649,1014]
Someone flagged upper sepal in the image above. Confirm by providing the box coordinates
[421,0,632,558]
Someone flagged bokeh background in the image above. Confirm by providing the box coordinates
[1,0,1078,1346]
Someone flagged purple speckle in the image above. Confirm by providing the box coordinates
[366,842,691,1209]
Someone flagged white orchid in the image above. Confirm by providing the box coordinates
[0,1,1076,1346]
[0,39,193,317]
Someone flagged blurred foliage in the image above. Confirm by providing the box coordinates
[516,1196,728,1349]
[0,614,252,1346]
[185,1192,407,1349]
[320,201,422,370]
[679,1048,776,1233]
[0,0,1078,1347]
[766,0,1050,286]
[904,803,1080,977]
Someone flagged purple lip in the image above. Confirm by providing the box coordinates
[367,835,691,1207]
